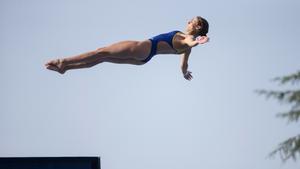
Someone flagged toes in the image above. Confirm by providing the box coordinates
[45,59,65,74]
[45,62,52,67]
[46,64,65,74]
[45,60,57,67]
[47,59,59,65]
[46,64,59,72]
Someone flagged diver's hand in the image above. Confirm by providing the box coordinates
[183,71,193,81]
[196,36,209,44]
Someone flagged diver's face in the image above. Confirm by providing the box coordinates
[187,18,200,32]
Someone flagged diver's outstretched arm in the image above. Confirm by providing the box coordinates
[181,49,193,81]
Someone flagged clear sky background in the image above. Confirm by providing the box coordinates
[1,0,300,169]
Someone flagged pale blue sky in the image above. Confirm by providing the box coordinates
[1,0,300,169]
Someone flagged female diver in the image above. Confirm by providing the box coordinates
[45,16,209,81]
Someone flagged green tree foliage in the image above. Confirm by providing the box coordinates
[256,70,300,162]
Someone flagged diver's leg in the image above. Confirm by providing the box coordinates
[102,58,144,65]
[60,59,104,73]
[45,49,105,73]
[63,57,144,73]
[45,40,150,73]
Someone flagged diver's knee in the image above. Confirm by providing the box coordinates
[96,47,111,56]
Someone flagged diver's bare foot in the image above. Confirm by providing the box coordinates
[45,59,66,74]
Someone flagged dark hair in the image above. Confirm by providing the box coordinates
[197,16,209,36]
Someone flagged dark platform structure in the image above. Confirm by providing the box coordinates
[0,157,100,169]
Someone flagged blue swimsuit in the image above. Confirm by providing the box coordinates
[142,30,180,63]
